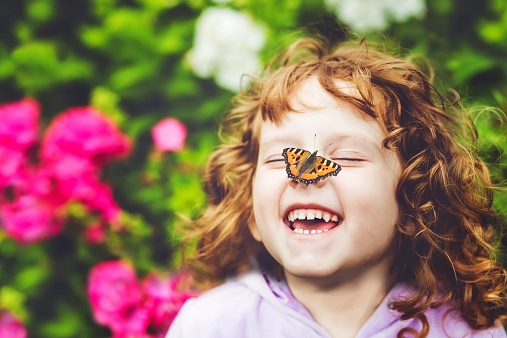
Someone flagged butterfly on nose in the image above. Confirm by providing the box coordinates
[282,148,341,186]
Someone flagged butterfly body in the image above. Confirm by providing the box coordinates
[282,148,341,186]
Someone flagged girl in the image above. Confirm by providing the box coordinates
[166,37,507,337]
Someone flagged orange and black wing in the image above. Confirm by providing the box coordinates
[282,147,311,181]
[297,156,341,185]
[282,148,341,185]
[315,156,341,180]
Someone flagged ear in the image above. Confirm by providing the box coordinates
[247,214,262,242]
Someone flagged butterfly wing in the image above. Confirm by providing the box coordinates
[282,148,341,185]
[282,148,311,180]
[315,156,341,179]
[298,156,341,185]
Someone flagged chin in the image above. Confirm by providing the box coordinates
[283,264,338,280]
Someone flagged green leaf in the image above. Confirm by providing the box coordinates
[90,0,118,17]
[39,302,84,338]
[26,0,55,22]
[478,21,507,44]
[109,60,159,90]
[15,264,50,292]
[0,58,15,79]
[446,48,495,85]
[135,0,181,10]
[123,115,154,141]
[157,21,194,55]
[104,8,156,44]
[431,0,453,15]
[90,86,127,125]
[165,67,200,97]
[11,42,93,91]
[0,286,27,321]
[79,26,109,48]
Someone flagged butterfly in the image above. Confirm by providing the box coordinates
[282,148,341,186]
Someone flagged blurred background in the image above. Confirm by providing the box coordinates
[0,0,506,336]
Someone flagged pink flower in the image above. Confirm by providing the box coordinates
[34,155,96,205]
[41,107,131,165]
[0,310,27,338]
[0,194,63,243]
[151,118,187,152]
[88,261,148,335]
[85,222,106,244]
[0,98,39,151]
[0,159,68,243]
[142,273,199,336]
[77,181,121,222]
[0,98,40,189]
[39,155,121,221]
[0,147,30,190]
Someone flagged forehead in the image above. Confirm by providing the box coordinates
[293,77,361,108]
[258,78,386,147]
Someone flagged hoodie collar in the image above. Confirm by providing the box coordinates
[236,269,414,337]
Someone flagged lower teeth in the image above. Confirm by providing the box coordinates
[289,221,338,234]
[292,228,327,234]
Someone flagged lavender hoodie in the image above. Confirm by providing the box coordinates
[166,270,506,337]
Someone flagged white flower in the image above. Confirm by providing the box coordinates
[325,0,426,32]
[188,7,266,91]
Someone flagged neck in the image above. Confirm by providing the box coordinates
[285,263,392,338]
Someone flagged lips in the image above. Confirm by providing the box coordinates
[285,207,342,235]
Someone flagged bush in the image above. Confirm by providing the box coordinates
[0,0,506,336]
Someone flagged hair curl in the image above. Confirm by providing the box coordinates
[184,37,507,336]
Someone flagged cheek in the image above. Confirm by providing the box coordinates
[250,174,263,241]
[251,169,277,238]
[339,168,399,221]
[251,168,287,229]
[252,171,268,215]
[253,167,286,203]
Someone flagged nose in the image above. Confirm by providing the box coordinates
[289,179,298,188]
[289,178,328,189]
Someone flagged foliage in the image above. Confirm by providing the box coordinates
[0,0,506,336]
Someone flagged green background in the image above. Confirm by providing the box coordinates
[0,0,506,336]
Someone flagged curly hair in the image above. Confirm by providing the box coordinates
[184,37,507,336]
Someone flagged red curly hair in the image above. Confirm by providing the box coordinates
[184,37,507,337]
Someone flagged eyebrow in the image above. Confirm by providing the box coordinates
[259,131,297,147]
[260,133,382,151]
[334,134,382,151]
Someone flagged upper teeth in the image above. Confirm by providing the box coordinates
[288,210,339,223]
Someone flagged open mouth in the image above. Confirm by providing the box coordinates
[286,208,342,235]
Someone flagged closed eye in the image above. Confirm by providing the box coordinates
[265,155,285,163]
[331,157,365,165]
[332,157,364,162]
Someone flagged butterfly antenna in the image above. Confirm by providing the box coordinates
[314,135,332,153]
[318,142,333,153]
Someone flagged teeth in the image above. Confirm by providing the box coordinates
[288,209,341,235]
[288,210,338,222]
[292,227,329,235]
[292,228,328,235]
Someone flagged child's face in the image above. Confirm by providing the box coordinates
[249,77,402,283]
